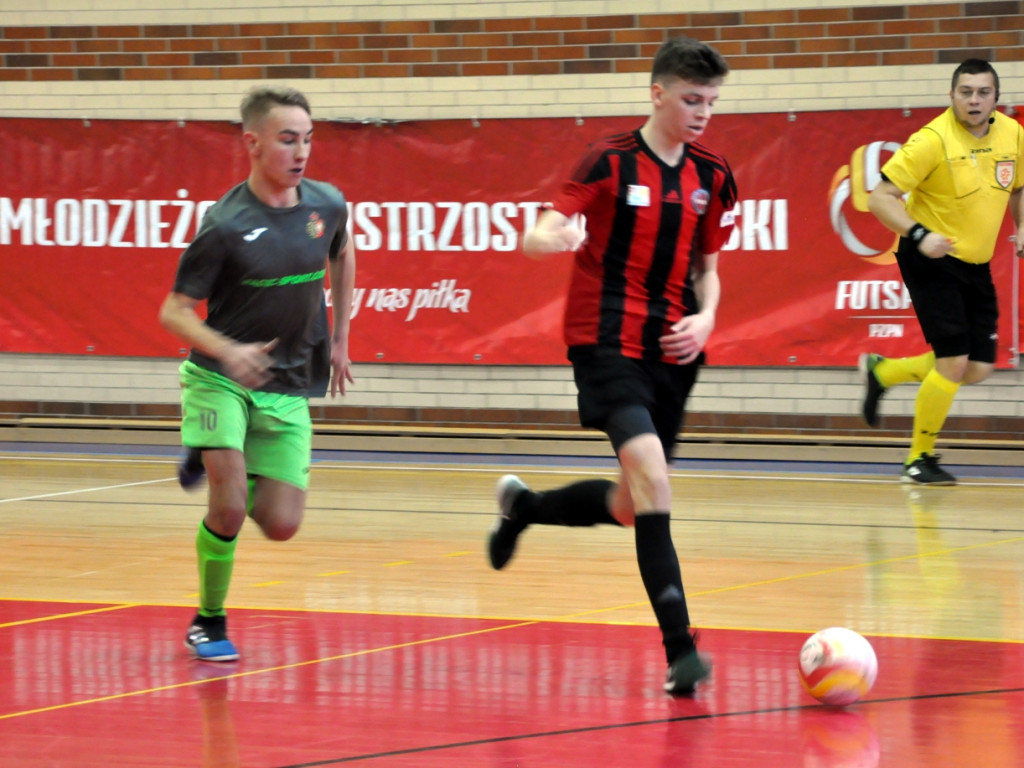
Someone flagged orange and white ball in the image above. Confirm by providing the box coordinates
[798,627,878,706]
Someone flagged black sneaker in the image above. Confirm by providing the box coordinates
[663,647,712,695]
[184,614,239,662]
[178,447,206,491]
[858,353,887,427]
[901,454,956,486]
[487,474,531,570]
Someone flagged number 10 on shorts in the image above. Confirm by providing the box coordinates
[199,410,218,431]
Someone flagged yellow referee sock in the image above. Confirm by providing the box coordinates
[874,351,935,388]
[908,368,960,464]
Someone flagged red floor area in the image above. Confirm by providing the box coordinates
[2,602,1023,767]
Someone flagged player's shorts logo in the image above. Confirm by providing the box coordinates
[996,160,1015,189]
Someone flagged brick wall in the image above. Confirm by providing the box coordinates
[2,3,1023,84]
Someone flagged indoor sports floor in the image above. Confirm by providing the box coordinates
[2,441,1023,767]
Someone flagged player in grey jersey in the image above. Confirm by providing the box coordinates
[159,85,356,661]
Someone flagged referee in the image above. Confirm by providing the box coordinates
[862,58,1024,485]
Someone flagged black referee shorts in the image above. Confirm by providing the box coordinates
[895,237,998,362]
[567,345,703,461]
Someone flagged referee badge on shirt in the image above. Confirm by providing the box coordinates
[626,184,650,207]
[995,160,1015,189]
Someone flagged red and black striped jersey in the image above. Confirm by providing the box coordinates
[550,129,738,362]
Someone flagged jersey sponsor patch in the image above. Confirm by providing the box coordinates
[243,227,268,241]
[307,211,326,238]
[625,184,650,207]
[690,188,710,215]
[996,160,1015,189]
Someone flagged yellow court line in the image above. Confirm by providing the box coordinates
[555,534,1024,623]
[5,532,1024,719]
[700,534,1024,598]
[0,603,138,629]
[0,619,539,721]
[7,535,1024,629]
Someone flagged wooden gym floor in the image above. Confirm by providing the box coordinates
[1,434,1024,767]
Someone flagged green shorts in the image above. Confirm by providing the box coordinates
[179,360,312,490]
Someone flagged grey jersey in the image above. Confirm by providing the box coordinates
[173,178,348,397]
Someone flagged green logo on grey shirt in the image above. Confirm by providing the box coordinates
[242,269,326,288]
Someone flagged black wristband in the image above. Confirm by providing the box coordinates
[907,223,930,246]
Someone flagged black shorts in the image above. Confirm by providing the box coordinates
[568,345,703,461]
[895,237,998,362]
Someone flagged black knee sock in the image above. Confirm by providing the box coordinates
[634,513,694,663]
[515,479,621,527]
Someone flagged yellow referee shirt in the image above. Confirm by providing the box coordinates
[881,109,1024,264]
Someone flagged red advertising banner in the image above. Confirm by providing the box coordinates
[1,111,1020,366]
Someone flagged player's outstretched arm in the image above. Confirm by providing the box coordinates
[523,209,585,258]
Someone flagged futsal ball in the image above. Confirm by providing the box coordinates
[798,627,878,706]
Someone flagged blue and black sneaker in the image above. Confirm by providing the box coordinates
[178,447,206,491]
[185,614,239,662]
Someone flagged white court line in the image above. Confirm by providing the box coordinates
[0,454,178,465]
[312,461,1024,488]
[3,453,1024,490]
[0,477,173,504]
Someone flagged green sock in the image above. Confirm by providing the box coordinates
[196,521,237,618]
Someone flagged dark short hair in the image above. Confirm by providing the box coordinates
[651,37,729,85]
[240,85,311,129]
[951,58,999,99]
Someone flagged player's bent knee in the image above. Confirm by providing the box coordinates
[257,517,301,541]
[206,504,248,538]
[612,506,636,527]
[963,364,994,385]
[249,505,304,541]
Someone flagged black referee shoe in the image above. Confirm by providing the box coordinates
[901,454,956,486]
[858,353,888,427]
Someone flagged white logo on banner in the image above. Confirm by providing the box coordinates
[0,191,214,248]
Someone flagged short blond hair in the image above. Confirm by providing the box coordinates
[240,85,311,129]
